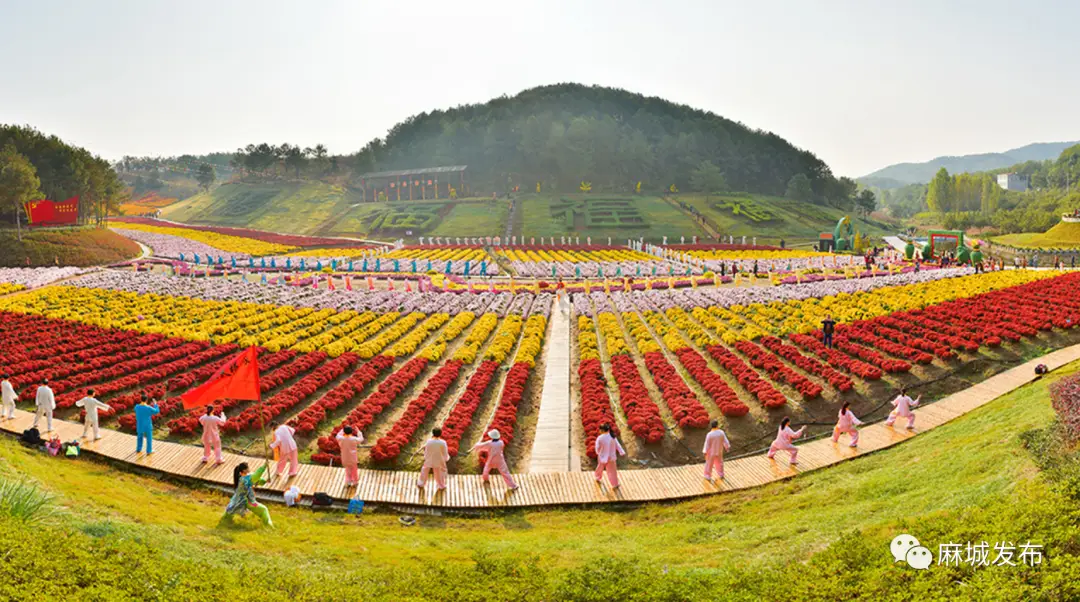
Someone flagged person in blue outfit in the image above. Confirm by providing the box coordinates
[134,393,160,454]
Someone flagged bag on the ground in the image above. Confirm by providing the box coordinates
[312,492,333,507]
[19,427,42,447]
[63,441,80,457]
[347,499,365,515]
[45,437,62,456]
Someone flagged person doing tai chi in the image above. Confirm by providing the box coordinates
[768,417,806,465]
[33,379,55,432]
[134,393,160,454]
[702,419,731,481]
[832,401,863,447]
[200,406,227,465]
[886,388,920,429]
[222,462,272,528]
[336,425,364,487]
[471,429,518,490]
[75,389,111,440]
[1,374,17,421]
[269,421,299,478]
[594,423,626,489]
[417,427,449,490]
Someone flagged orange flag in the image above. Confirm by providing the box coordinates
[180,347,261,410]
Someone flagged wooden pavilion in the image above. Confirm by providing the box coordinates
[357,165,468,202]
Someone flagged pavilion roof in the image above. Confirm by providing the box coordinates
[358,165,467,179]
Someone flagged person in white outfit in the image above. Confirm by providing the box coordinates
[33,379,56,432]
[417,427,450,490]
[470,429,518,489]
[702,419,731,481]
[832,401,863,447]
[886,388,920,429]
[268,421,299,477]
[1,375,17,420]
[75,388,111,440]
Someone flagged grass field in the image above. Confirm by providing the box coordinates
[1,359,1077,600]
[515,193,708,241]
[994,221,1080,249]
[162,182,359,235]
[678,192,895,243]
[0,227,141,267]
[328,198,510,239]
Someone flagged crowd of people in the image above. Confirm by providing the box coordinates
[0,370,926,528]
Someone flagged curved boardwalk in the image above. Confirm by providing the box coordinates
[4,345,1078,509]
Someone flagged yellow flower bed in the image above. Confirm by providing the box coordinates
[497,248,658,263]
[578,316,600,361]
[714,269,1057,342]
[664,307,716,347]
[483,314,524,364]
[284,247,375,259]
[382,313,447,358]
[596,312,629,357]
[682,249,831,260]
[111,223,294,256]
[0,283,26,296]
[513,314,548,367]
[379,247,490,262]
[418,312,476,362]
[0,286,425,358]
[622,312,660,354]
[452,313,499,363]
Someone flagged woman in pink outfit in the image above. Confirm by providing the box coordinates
[885,388,920,429]
[594,423,626,489]
[199,406,227,464]
[470,429,518,490]
[768,417,806,465]
[336,425,364,487]
[702,419,731,481]
[832,402,862,447]
[417,427,449,490]
[269,421,299,477]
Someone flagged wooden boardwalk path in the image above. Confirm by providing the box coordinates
[4,345,1078,509]
[527,299,573,473]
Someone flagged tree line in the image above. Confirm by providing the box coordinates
[0,125,125,238]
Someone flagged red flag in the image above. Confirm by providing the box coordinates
[180,347,260,410]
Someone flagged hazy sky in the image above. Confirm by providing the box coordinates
[2,0,1078,176]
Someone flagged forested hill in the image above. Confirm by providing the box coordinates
[345,83,848,201]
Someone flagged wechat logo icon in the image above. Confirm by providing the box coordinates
[891,534,932,570]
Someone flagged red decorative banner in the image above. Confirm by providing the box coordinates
[24,196,79,226]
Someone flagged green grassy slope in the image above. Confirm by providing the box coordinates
[994,221,1080,249]
[678,192,894,243]
[1,361,1077,600]
[515,193,710,241]
[160,183,896,244]
[161,182,359,236]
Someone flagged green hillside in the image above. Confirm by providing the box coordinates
[164,182,511,239]
[160,184,894,243]
[515,194,707,241]
[678,192,893,241]
[994,220,1080,249]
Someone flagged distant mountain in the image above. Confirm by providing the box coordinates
[860,141,1080,187]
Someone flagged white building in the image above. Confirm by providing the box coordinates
[997,172,1029,192]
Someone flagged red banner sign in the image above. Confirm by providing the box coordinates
[24,196,79,226]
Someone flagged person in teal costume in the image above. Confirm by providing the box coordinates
[221,462,273,527]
